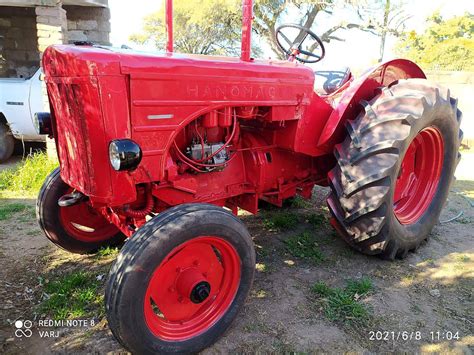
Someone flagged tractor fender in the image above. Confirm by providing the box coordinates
[316,59,425,150]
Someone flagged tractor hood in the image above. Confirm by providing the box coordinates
[42,44,315,81]
[42,45,122,77]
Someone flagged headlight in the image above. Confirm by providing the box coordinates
[34,112,52,135]
[109,139,142,171]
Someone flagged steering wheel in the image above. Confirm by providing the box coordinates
[275,24,325,64]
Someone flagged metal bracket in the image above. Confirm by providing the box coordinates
[58,191,87,207]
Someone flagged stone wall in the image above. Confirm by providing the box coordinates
[0,6,39,78]
[0,3,110,78]
[64,5,110,45]
[35,5,67,53]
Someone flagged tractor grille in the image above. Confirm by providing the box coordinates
[47,80,97,194]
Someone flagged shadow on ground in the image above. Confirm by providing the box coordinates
[0,179,472,354]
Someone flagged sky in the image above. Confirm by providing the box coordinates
[108,0,474,71]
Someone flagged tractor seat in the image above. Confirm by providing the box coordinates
[313,66,351,95]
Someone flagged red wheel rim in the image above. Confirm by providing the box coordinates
[394,126,444,225]
[144,236,241,341]
[59,188,118,242]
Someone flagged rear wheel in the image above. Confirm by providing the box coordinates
[328,79,462,259]
[37,168,125,254]
[106,204,255,354]
[0,122,14,163]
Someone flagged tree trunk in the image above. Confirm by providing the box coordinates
[255,4,319,60]
[293,6,319,45]
[378,0,390,62]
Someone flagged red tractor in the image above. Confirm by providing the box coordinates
[36,0,462,353]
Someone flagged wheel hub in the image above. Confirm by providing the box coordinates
[394,126,444,225]
[190,281,211,304]
[143,237,241,341]
[175,267,211,304]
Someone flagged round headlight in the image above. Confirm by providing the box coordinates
[109,142,121,170]
[109,139,142,171]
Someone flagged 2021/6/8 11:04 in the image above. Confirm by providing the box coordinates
[369,331,461,342]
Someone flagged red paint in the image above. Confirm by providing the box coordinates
[394,127,444,224]
[144,237,241,340]
[165,0,173,53]
[41,0,429,238]
[241,0,253,62]
[317,59,426,151]
[59,189,118,242]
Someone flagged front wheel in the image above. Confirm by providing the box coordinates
[105,204,256,354]
[37,168,125,254]
[0,122,14,163]
[328,79,462,259]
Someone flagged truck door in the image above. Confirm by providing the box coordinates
[28,69,49,139]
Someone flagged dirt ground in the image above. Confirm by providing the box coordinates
[0,153,473,354]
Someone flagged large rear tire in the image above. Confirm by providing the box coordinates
[0,122,14,163]
[327,79,462,259]
[106,203,255,354]
[37,168,126,254]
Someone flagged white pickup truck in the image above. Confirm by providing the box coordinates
[0,68,47,162]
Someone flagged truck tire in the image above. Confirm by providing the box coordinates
[0,122,14,163]
[37,168,126,254]
[106,203,256,354]
[327,79,462,259]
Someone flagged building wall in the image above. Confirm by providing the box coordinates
[0,3,110,78]
[35,5,67,53]
[0,6,39,78]
[64,5,110,45]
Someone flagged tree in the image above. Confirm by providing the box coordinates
[130,0,408,61]
[395,12,474,71]
[253,0,409,61]
[130,0,261,56]
[252,0,326,59]
[352,0,411,62]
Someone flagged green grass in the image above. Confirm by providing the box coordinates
[263,211,299,231]
[324,290,368,321]
[0,203,32,220]
[307,213,326,227]
[0,152,58,195]
[312,281,333,297]
[96,246,120,258]
[284,231,325,263]
[457,217,472,224]
[40,271,103,320]
[311,277,374,323]
[290,195,312,209]
[345,277,373,296]
[456,254,470,263]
